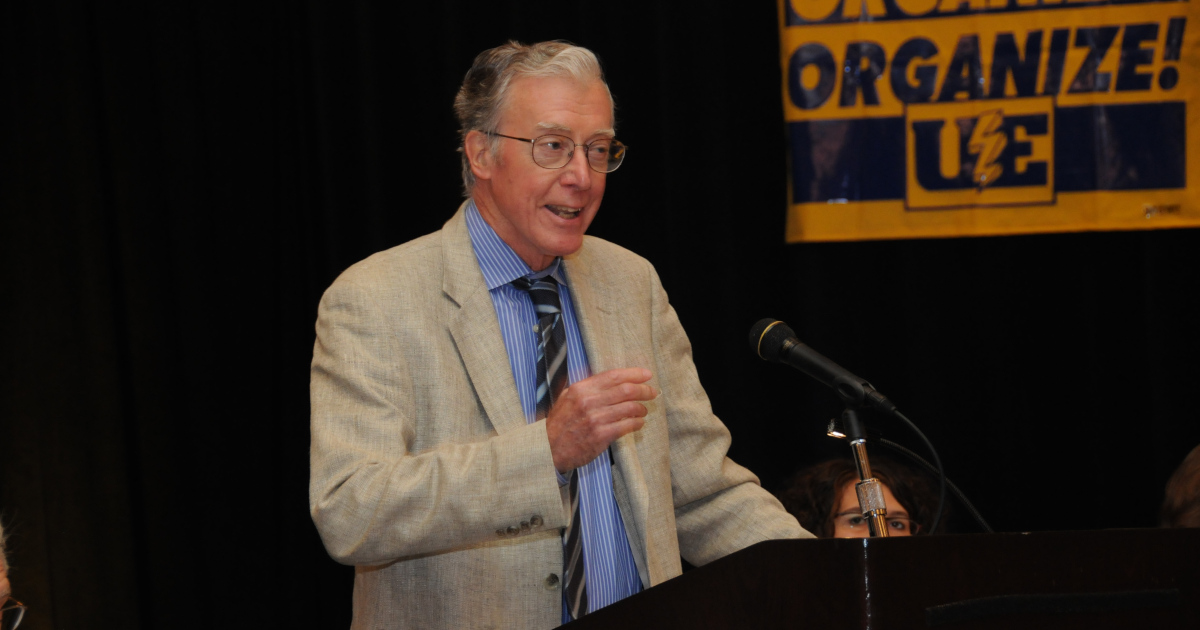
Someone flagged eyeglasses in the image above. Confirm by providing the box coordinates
[489,132,626,173]
[1,598,25,630]
[833,511,923,536]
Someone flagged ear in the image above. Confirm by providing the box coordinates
[465,130,494,181]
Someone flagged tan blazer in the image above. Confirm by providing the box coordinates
[310,205,809,629]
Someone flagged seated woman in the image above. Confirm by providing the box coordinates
[776,456,943,538]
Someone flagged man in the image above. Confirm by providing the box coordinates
[310,40,809,629]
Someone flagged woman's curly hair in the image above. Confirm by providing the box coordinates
[776,456,945,537]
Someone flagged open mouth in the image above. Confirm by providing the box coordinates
[545,205,582,219]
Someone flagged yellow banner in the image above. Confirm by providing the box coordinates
[778,0,1199,241]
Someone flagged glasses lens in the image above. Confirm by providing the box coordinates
[599,140,625,173]
[886,518,920,536]
[833,513,866,531]
[531,135,573,169]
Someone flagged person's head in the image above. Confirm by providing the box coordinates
[829,476,915,537]
[454,41,620,271]
[777,456,941,538]
[1161,444,1200,528]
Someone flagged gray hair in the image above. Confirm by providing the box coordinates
[453,40,613,195]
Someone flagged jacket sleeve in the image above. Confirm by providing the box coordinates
[645,265,814,565]
[308,273,568,566]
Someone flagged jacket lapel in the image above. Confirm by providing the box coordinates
[442,206,528,436]
[564,246,654,583]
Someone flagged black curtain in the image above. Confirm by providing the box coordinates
[2,2,1197,628]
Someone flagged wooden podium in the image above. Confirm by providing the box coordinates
[567,528,1200,629]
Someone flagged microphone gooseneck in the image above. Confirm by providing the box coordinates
[751,319,956,535]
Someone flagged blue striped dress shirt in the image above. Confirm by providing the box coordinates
[465,201,643,621]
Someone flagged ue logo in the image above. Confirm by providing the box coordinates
[905,97,1055,210]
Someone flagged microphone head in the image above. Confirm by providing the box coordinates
[749,318,796,361]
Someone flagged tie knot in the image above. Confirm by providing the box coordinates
[511,276,562,311]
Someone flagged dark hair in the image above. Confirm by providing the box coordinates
[776,455,944,537]
[1161,444,1200,528]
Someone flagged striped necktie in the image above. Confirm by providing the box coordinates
[511,275,587,619]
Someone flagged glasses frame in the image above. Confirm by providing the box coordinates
[832,510,923,536]
[488,132,626,173]
[0,598,25,630]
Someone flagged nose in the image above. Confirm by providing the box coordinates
[559,146,594,189]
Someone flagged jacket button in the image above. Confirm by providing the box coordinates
[495,529,506,537]
[521,520,531,532]
[545,573,560,590]
[530,515,543,527]
[506,525,520,536]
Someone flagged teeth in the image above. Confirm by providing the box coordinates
[546,205,581,218]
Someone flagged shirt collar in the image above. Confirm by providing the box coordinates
[465,199,566,289]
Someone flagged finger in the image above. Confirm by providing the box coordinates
[566,369,655,401]
[558,375,654,410]
[571,401,649,436]
[598,416,646,443]
[591,367,653,388]
[597,382,657,406]
[562,386,651,420]
[598,400,650,422]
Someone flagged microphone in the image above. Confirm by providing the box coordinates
[749,319,896,414]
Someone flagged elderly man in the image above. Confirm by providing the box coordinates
[310,40,809,629]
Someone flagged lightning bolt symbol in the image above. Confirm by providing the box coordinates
[968,109,1006,190]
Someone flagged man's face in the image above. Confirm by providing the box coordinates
[469,75,613,271]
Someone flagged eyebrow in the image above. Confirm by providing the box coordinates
[536,122,616,138]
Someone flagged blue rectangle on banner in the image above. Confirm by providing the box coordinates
[788,102,1186,205]
[787,118,906,203]
[1055,102,1187,192]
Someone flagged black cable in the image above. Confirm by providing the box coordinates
[877,438,994,533]
[892,410,946,535]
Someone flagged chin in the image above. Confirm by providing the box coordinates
[544,236,585,259]
[555,241,586,257]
